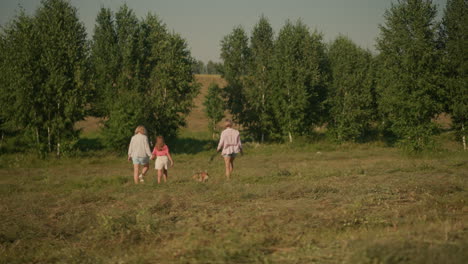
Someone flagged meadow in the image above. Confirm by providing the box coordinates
[0,75,467,264]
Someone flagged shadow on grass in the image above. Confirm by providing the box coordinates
[76,137,104,152]
[170,137,216,155]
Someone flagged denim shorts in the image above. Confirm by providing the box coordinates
[222,153,238,158]
[132,156,149,165]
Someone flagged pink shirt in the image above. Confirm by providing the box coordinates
[152,145,170,156]
[217,128,242,155]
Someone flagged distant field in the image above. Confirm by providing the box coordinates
[186,74,227,133]
[1,75,467,263]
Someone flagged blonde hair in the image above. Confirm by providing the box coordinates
[134,125,147,135]
[155,136,165,151]
[225,119,233,128]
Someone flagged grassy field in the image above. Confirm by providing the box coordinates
[1,75,467,264]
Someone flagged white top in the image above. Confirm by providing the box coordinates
[128,133,152,158]
[217,128,242,155]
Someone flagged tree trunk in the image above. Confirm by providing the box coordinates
[47,126,51,153]
[56,131,60,157]
[35,127,40,145]
[288,131,293,143]
[462,123,466,151]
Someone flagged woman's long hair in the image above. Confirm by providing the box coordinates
[155,136,165,151]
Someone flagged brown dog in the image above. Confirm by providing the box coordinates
[192,171,209,182]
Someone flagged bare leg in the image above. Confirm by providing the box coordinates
[157,169,162,184]
[163,168,168,183]
[230,157,235,175]
[133,164,140,184]
[224,157,231,179]
[142,163,149,176]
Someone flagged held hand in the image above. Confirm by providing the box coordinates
[150,155,155,160]
[128,156,132,162]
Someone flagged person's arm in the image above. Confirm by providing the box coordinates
[167,146,174,167]
[237,133,243,155]
[128,137,134,161]
[236,134,244,155]
[144,136,152,157]
[217,132,225,152]
[150,147,157,160]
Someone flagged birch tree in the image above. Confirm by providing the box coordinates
[376,0,444,151]
[440,0,468,150]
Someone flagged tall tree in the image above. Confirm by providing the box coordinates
[35,0,90,155]
[220,26,250,124]
[376,0,444,151]
[98,11,199,150]
[0,12,41,152]
[244,16,275,142]
[90,7,119,117]
[440,0,468,150]
[114,4,140,92]
[327,36,376,142]
[0,0,90,156]
[145,31,199,141]
[203,83,225,138]
[272,20,328,142]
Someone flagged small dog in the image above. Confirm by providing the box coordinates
[192,171,209,182]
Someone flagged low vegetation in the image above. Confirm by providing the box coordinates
[0,132,466,263]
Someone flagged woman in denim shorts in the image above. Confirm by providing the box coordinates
[128,126,152,184]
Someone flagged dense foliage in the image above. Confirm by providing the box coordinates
[376,0,445,151]
[327,36,376,142]
[439,0,468,150]
[0,0,466,155]
[0,0,89,156]
[91,6,199,150]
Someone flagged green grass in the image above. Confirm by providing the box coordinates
[0,134,467,263]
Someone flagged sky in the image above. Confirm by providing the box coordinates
[0,0,448,62]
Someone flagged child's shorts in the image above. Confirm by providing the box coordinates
[155,156,169,170]
[132,156,149,165]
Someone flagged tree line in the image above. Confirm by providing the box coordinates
[0,0,199,155]
[207,0,466,151]
[192,60,222,74]
[0,0,465,156]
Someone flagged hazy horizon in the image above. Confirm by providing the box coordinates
[0,0,448,62]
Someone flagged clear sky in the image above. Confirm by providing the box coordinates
[0,0,448,62]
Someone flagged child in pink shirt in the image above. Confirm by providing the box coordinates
[150,136,174,184]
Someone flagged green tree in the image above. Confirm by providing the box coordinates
[97,10,199,150]
[192,60,206,74]
[206,60,221,74]
[220,26,251,124]
[203,83,225,138]
[376,0,444,151]
[0,0,90,156]
[327,36,376,142]
[440,0,468,150]
[145,31,199,142]
[272,20,328,142]
[114,4,140,92]
[90,7,119,117]
[0,12,40,152]
[243,16,275,142]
